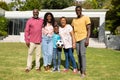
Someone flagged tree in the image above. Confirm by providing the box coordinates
[96,0,105,8]
[0,1,9,10]
[82,0,102,9]
[41,0,74,9]
[0,2,9,36]
[0,17,8,36]
[20,0,41,11]
[8,0,25,11]
[82,0,109,9]
[8,0,41,11]
[8,0,74,10]
[102,0,112,9]
[82,0,96,9]
[20,0,41,10]
[106,0,120,34]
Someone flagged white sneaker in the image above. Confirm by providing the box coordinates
[52,68,57,72]
[57,68,60,72]
[81,74,86,78]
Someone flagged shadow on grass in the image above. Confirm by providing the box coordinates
[31,57,43,69]
[60,55,78,71]
[31,56,78,71]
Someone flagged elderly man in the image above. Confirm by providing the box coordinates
[24,9,43,72]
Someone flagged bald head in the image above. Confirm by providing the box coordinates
[33,9,39,19]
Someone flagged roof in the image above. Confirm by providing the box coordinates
[41,6,108,12]
[4,6,109,19]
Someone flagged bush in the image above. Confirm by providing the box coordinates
[93,27,98,38]
[0,31,7,36]
[0,17,8,36]
[115,26,120,35]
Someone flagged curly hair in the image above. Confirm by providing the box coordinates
[43,12,55,27]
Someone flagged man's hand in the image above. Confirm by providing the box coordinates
[85,39,89,47]
[26,42,30,47]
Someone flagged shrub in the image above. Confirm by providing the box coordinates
[0,16,8,36]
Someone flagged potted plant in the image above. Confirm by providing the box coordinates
[93,27,98,38]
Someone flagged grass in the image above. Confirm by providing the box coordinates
[0,43,120,80]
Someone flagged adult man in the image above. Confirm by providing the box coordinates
[71,6,91,78]
[24,9,43,72]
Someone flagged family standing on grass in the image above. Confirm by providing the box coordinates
[24,6,91,78]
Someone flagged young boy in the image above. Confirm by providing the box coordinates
[52,26,62,72]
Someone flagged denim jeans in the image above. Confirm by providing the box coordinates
[53,48,62,69]
[42,36,53,66]
[76,38,86,72]
[63,48,77,69]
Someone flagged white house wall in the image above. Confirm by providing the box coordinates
[5,11,106,19]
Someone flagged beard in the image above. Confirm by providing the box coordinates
[78,15,80,18]
[76,12,81,18]
[33,15,38,19]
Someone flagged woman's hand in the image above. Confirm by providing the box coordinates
[72,43,76,49]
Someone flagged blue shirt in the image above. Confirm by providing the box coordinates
[52,33,61,48]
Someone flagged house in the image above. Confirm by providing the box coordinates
[0,6,109,48]
[5,6,108,42]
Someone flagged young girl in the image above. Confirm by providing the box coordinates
[52,26,62,72]
[59,17,78,73]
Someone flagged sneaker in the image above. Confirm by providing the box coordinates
[81,73,86,78]
[52,68,57,72]
[57,68,60,72]
[25,69,30,73]
[36,68,41,72]
[63,69,69,72]
[47,65,51,71]
[44,66,48,72]
[78,70,81,74]
[73,69,78,74]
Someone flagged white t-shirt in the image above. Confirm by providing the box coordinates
[59,24,73,49]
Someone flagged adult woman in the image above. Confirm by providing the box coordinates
[59,17,77,73]
[42,12,55,71]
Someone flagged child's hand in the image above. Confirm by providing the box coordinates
[57,46,63,48]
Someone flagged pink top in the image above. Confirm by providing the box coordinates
[42,24,54,37]
[24,18,43,43]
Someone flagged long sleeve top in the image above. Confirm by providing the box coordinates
[24,17,43,43]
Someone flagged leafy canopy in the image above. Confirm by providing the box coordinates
[106,0,120,34]
[0,1,9,10]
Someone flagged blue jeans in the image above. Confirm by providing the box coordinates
[53,48,62,69]
[42,36,53,66]
[63,48,77,69]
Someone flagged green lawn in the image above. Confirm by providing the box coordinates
[0,43,120,80]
